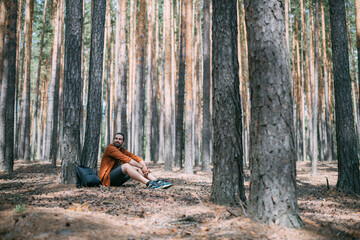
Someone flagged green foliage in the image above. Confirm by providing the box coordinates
[14,204,26,213]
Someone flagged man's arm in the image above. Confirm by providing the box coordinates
[128,159,150,175]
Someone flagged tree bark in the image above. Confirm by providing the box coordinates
[0,0,17,172]
[184,0,193,174]
[18,0,34,160]
[0,2,5,91]
[175,0,186,169]
[133,0,146,157]
[201,0,211,172]
[211,0,245,205]
[164,0,173,171]
[329,0,360,194]
[245,0,303,228]
[61,0,83,184]
[80,0,106,169]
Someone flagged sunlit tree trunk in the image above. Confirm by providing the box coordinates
[80,0,106,169]
[61,0,83,184]
[184,0,193,174]
[0,2,5,90]
[133,0,146,157]
[245,0,303,228]
[0,0,17,172]
[356,0,360,125]
[104,0,112,147]
[329,0,360,194]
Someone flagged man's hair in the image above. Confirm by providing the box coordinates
[114,132,125,140]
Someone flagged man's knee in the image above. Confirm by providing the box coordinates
[121,163,131,173]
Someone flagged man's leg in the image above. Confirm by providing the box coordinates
[121,163,149,185]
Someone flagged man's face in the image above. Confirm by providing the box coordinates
[113,134,124,148]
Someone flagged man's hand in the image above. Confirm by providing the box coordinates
[141,165,150,176]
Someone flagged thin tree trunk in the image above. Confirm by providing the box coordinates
[19,0,35,160]
[201,0,211,172]
[151,0,160,164]
[31,0,48,160]
[164,0,173,171]
[356,0,360,127]
[146,0,155,162]
[133,0,146,157]
[0,2,5,90]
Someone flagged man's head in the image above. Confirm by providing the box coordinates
[113,133,125,148]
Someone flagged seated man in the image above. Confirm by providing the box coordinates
[99,133,172,189]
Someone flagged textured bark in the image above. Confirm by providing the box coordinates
[114,0,127,139]
[18,0,34,160]
[133,0,146,157]
[356,0,360,124]
[329,0,360,194]
[311,0,319,173]
[44,0,62,163]
[183,0,193,174]
[175,0,186,169]
[150,0,160,164]
[0,0,17,172]
[0,2,5,90]
[210,0,245,205]
[145,0,155,162]
[104,0,112,147]
[201,0,211,172]
[30,0,48,160]
[61,0,83,184]
[164,0,173,171]
[80,0,106,169]
[321,0,333,162]
[245,0,303,228]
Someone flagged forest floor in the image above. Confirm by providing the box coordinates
[0,160,359,240]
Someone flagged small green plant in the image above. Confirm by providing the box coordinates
[14,204,26,213]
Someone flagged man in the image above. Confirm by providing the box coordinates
[99,133,172,189]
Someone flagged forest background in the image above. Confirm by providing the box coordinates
[1,0,360,232]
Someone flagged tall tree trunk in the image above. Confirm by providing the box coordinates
[31,0,48,160]
[245,0,303,228]
[151,0,160,164]
[0,0,17,172]
[164,0,173,171]
[61,0,83,184]
[19,0,35,160]
[329,0,360,194]
[104,0,112,147]
[0,2,5,90]
[356,0,360,124]
[175,0,186,169]
[44,0,62,163]
[201,0,211,172]
[80,0,106,169]
[184,0,194,174]
[321,0,333,162]
[311,0,319,173]
[211,0,245,205]
[133,0,146,157]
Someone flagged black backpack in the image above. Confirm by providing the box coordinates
[76,166,101,188]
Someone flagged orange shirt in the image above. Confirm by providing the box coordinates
[99,144,143,186]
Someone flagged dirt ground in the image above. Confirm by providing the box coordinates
[0,160,359,240]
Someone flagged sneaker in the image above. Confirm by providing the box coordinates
[156,179,172,189]
[146,180,160,189]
